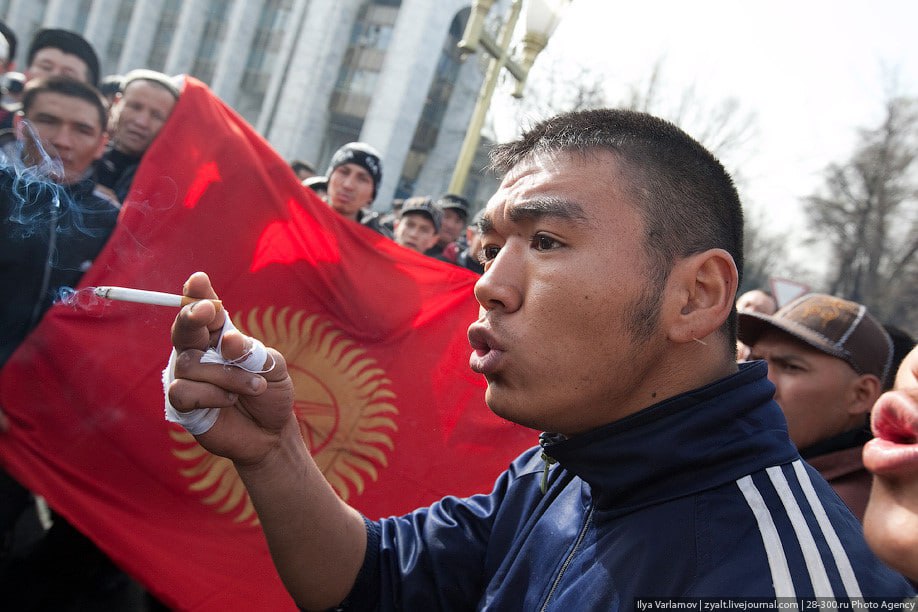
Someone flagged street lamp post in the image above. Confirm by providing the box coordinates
[448,0,571,196]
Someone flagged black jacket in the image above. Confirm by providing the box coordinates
[94,146,142,203]
[0,167,118,366]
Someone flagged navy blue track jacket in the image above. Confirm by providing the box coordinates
[341,362,914,610]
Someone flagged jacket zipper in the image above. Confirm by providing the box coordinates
[539,505,595,612]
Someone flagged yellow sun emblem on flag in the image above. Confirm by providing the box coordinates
[170,307,399,524]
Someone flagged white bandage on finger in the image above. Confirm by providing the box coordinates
[163,348,220,435]
[162,315,272,435]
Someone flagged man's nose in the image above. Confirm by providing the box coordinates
[50,127,73,150]
[473,244,523,313]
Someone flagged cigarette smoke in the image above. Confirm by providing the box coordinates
[55,286,107,313]
[2,120,110,241]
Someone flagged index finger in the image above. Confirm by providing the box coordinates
[171,272,227,352]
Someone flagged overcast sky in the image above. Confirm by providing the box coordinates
[492,0,918,276]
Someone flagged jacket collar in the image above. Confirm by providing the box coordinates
[541,361,799,513]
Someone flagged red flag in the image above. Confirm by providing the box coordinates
[0,77,535,610]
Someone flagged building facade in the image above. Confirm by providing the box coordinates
[2,0,504,210]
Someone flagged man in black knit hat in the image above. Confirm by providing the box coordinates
[324,141,391,238]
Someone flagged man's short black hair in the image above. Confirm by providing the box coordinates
[490,108,744,346]
[27,28,100,86]
[22,75,108,133]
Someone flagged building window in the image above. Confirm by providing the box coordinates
[394,8,468,200]
[146,0,181,72]
[190,0,229,84]
[240,0,293,101]
[73,0,93,33]
[105,0,136,69]
[321,0,400,166]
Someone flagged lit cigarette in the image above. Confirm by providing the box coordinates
[93,286,223,310]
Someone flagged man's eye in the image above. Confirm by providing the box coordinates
[479,245,500,263]
[531,234,560,251]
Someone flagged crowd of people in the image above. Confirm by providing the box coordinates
[295,141,486,273]
[0,20,917,612]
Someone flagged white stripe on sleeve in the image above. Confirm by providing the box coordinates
[737,475,796,597]
[766,465,833,596]
[791,460,862,598]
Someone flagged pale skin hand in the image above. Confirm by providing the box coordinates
[863,346,918,581]
[169,272,367,610]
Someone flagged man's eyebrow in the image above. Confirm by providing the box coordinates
[480,198,589,233]
[29,112,61,122]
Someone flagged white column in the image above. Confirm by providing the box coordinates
[84,0,120,71]
[360,0,466,209]
[261,0,363,162]
[117,0,164,73]
[210,0,260,106]
[413,46,487,200]
[163,0,208,76]
[6,0,45,66]
[42,0,80,29]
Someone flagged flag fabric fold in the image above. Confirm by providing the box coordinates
[0,77,535,611]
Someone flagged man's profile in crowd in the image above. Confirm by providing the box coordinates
[165,109,913,609]
[93,68,180,203]
[739,294,893,520]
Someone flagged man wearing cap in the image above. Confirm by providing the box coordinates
[738,293,893,520]
[393,196,441,254]
[324,141,391,238]
[94,69,180,203]
[425,193,469,258]
[439,207,485,274]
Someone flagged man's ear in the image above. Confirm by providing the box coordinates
[92,133,109,161]
[848,373,882,417]
[663,248,738,344]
